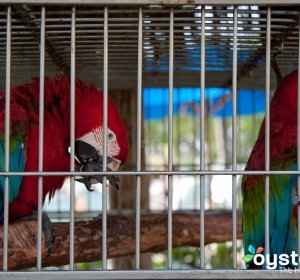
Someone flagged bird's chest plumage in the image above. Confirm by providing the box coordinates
[18,119,70,206]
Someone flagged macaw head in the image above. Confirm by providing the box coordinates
[72,79,128,190]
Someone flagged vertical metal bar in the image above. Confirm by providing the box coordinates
[167,7,174,270]
[265,6,271,256]
[3,5,11,272]
[232,6,238,270]
[297,11,300,270]
[37,6,46,271]
[69,5,76,271]
[200,5,205,270]
[135,6,143,270]
[102,6,108,270]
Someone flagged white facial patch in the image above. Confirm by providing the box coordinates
[77,126,121,159]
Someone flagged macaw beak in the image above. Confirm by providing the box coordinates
[74,140,121,191]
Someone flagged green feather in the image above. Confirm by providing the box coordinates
[243,159,297,268]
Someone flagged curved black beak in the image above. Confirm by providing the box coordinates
[75,140,98,164]
[74,140,121,191]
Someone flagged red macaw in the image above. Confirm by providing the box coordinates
[242,69,298,268]
[0,75,128,250]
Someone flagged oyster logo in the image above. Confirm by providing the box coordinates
[242,245,264,264]
[243,244,299,269]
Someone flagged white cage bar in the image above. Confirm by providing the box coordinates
[231,5,238,270]
[199,5,205,270]
[135,6,143,270]
[1,0,300,4]
[298,12,300,270]
[3,5,11,272]
[37,5,45,270]
[102,6,108,270]
[264,6,271,256]
[167,7,174,270]
[69,5,76,270]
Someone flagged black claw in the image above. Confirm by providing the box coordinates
[14,212,55,257]
[86,184,95,192]
[93,175,103,184]
[84,177,94,192]
[77,159,120,191]
[108,175,120,190]
[113,182,120,190]
[42,213,55,257]
[86,185,95,192]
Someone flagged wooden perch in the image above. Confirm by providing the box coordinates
[0,210,242,270]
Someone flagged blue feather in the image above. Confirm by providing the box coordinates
[0,139,25,220]
[243,163,298,269]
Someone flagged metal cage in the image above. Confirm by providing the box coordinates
[0,0,300,279]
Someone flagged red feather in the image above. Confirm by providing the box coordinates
[244,69,298,189]
[0,75,128,221]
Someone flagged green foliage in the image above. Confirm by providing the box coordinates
[151,253,166,269]
[145,113,264,169]
[75,260,102,270]
[145,115,201,167]
[210,243,233,268]
[151,247,201,269]
[237,114,264,164]
[172,247,200,268]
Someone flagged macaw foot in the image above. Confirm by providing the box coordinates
[77,160,120,191]
[88,173,120,191]
[14,212,55,256]
[41,212,55,256]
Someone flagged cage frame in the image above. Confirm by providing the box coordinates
[1,0,300,278]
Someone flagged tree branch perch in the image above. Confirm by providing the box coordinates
[0,210,242,270]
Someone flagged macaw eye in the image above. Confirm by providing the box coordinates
[107,129,116,142]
